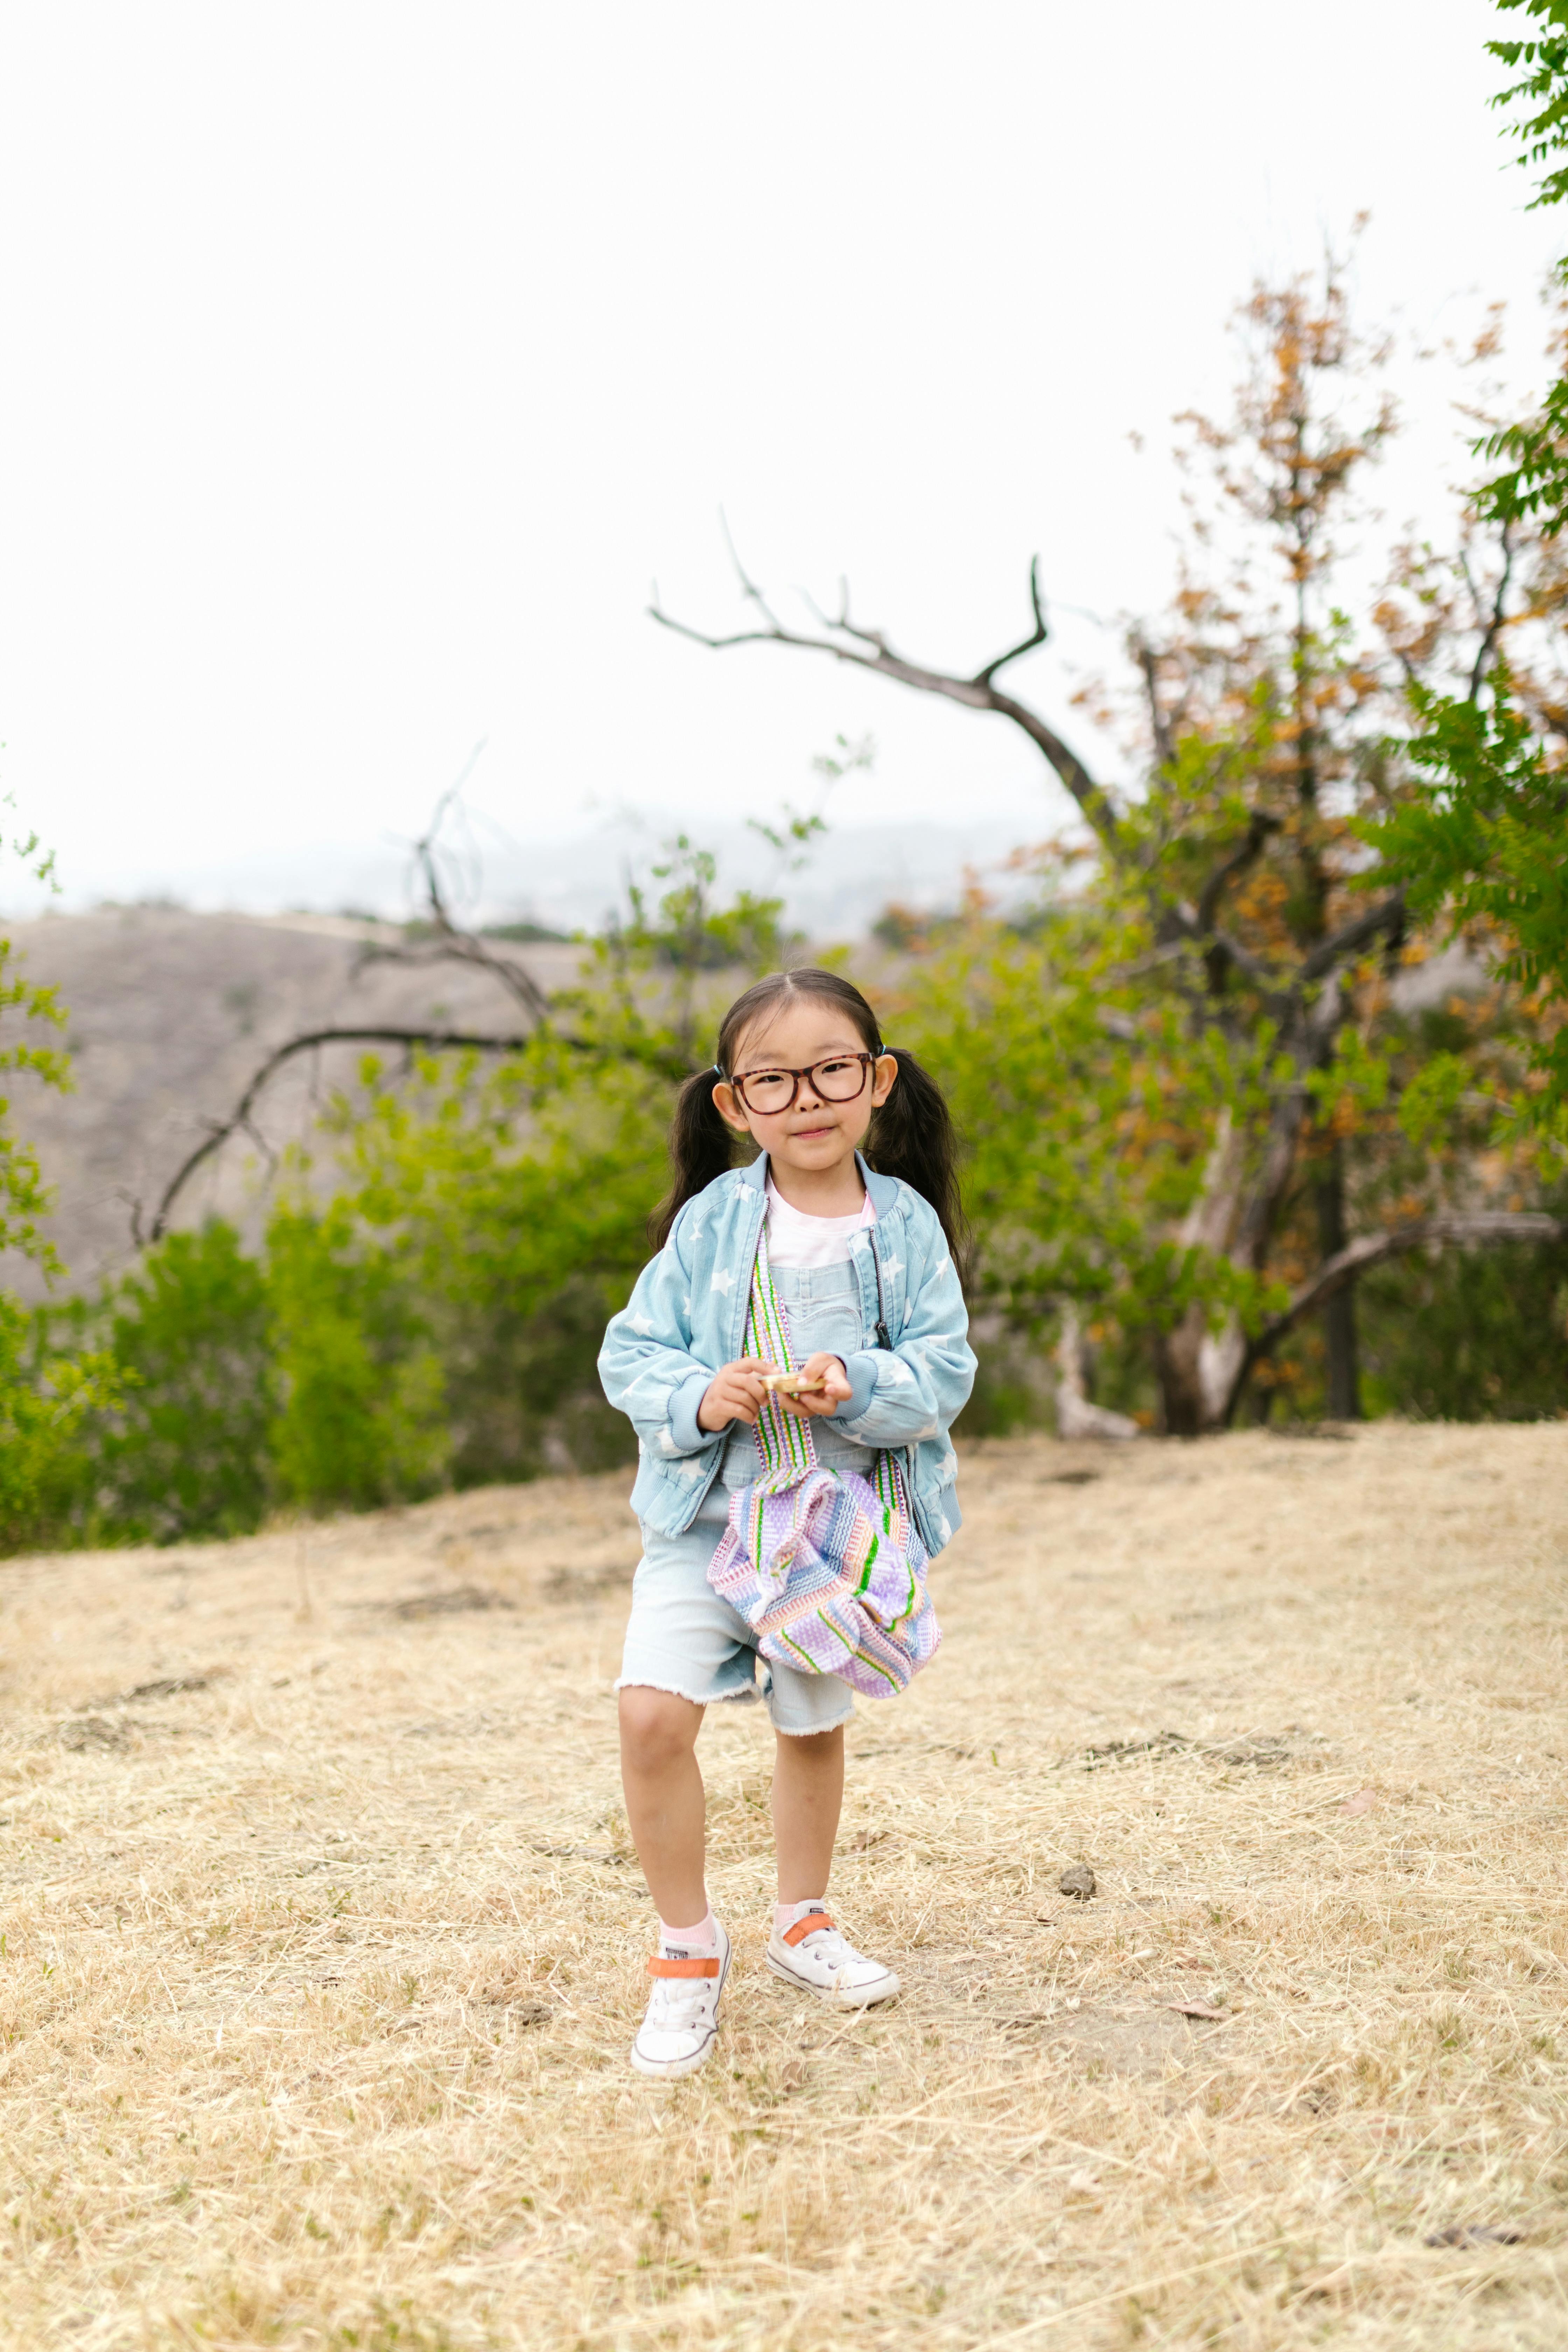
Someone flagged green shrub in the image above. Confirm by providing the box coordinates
[30,1222,273,1545]
[267,1204,450,1514]
[97,1223,274,1541]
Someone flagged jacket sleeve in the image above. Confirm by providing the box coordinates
[597,1216,720,1458]
[832,1239,976,1449]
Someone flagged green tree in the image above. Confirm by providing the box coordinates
[1361,3,1568,1133]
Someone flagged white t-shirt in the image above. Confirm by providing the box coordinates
[765,1176,876,1269]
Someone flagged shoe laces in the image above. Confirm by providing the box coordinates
[796,1922,853,1966]
[646,1967,714,2029]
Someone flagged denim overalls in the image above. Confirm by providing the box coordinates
[696,1259,877,1520]
[617,1258,875,1733]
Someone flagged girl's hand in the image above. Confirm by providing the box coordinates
[776,1353,852,1419]
[697,1358,777,1432]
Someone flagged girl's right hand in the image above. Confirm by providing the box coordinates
[697,1358,778,1432]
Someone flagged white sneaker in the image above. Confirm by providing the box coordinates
[765,1906,899,2009]
[630,1921,731,2079]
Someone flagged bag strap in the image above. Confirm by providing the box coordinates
[743,1224,817,1491]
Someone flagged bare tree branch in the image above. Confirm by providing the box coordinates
[144,1021,695,1244]
[1297,890,1405,985]
[972,555,1050,686]
[146,1029,532,1243]
[355,931,552,1021]
[355,770,554,1023]
[1167,901,1288,1001]
[651,553,1119,844]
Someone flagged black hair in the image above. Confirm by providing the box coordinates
[651,967,969,1276]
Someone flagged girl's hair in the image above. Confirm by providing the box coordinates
[652,967,969,1274]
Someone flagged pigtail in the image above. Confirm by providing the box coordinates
[651,1070,735,1249]
[867,1047,972,1286]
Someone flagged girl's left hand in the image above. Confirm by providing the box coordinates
[776,1353,852,1419]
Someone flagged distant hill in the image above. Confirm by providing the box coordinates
[0,908,574,1300]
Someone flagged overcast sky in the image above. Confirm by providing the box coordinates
[0,0,1559,921]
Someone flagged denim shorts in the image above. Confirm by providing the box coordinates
[616,1519,854,1737]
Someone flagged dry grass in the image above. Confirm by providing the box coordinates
[2,1420,1566,2350]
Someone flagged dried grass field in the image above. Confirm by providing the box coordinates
[2,1421,1566,2350]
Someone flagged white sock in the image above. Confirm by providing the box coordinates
[774,1897,830,1938]
[658,1907,717,1951]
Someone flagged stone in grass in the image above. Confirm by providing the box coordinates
[1058,1864,1096,1902]
[59,1716,129,1753]
[483,1984,552,2025]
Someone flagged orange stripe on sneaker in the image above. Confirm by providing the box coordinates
[782,1913,833,1947]
[647,1954,721,1979]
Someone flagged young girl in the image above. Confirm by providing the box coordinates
[598,967,975,2079]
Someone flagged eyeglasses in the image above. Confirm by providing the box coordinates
[727,1051,879,1116]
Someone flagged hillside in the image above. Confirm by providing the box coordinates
[0,906,575,1298]
[1,1421,1564,2347]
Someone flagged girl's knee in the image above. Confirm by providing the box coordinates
[775,1721,844,1761]
[619,1685,703,1773]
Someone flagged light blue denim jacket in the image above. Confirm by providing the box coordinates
[598,1153,976,1557]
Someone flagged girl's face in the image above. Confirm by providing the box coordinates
[713,999,897,1181]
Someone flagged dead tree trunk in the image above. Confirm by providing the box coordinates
[1054,1305,1140,1440]
[1150,1110,1249,1435]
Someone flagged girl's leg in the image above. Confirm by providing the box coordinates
[771,1722,845,1902]
[621,1686,729,2081]
[618,1687,708,1924]
[766,1713,897,2008]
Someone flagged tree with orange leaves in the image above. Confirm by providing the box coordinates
[655,252,1564,1433]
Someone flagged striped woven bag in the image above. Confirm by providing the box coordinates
[705,1227,942,1699]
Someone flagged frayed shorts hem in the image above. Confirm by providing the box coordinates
[614,1668,851,1738]
[613,1675,758,1708]
[770,1703,854,1738]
